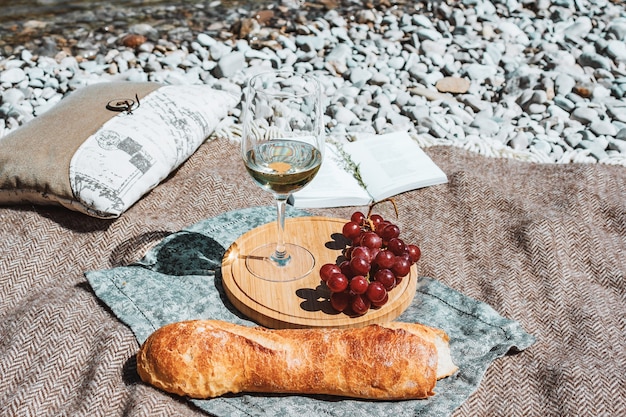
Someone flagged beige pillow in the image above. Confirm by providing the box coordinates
[0,82,237,218]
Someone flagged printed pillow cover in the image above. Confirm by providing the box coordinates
[0,82,237,218]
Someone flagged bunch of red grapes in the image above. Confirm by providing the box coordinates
[320,211,421,316]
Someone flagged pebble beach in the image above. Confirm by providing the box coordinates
[1,0,626,165]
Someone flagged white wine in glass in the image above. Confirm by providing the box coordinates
[241,70,324,281]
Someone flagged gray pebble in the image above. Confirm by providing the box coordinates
[0,68,27,84]
[606,40,626,62]
[329,105,358,125]
[571,107,598,124]
[608,138,626,153]
[578,139,609,161]
[578,52,612,70]
[607,105,626,123]
[325,43,352,74]
[470,114,500,135]
[563,16,593,39]
[213,51,245,78]
[509,132,530,150]
[2,88,25,105]
[607,19,626,40]
[590,120,618,137]
[564,131,583,148]
[348,68,372,88]
[554,73,576,96]
[531,138,553,155]
[197,33,217,47]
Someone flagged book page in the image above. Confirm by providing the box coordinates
[345,132,448,202]
[290,142,372,208]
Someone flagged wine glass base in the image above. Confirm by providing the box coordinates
[245,243,315,282]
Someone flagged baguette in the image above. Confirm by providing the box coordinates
[136,320,457,400]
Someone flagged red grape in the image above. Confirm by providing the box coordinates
[327,273,349,293]
[398,253,411,262]
[407,244,421,263]
[351,211,366,225]
[320,263,341,282]
[375,220,391,236]
[374,249,395,269]
[391,257,411,277]
[339,260,354,278]
[330,291,350,312]
[350,256,371,276]
[360,231,383,249]
[374,268,396,290]
[366,281,387,303]
[371,292,389,307]
[388,237,407,256]
[369,214,384,229]
[350,275,369,294]
[351,294,371,315]
[351,246,372,263]
[380,223,400,241]
[342,221,362,240]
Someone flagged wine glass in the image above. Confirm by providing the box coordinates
[241,69,324,282]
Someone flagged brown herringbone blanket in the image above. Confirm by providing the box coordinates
[0,138,624,416]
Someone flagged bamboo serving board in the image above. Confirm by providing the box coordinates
[221,216,418,329]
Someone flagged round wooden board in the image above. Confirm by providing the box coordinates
[221,216,418,329]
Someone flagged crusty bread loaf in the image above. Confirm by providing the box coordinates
[382,321,458,380]
[136,320,457,400]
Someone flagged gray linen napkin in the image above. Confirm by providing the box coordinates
[86,206,535,417]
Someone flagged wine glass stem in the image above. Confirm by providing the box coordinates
[272,195,291,266]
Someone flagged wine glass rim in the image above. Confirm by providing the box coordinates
[248,69,320,98]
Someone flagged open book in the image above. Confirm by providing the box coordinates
[289,131,448,208]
